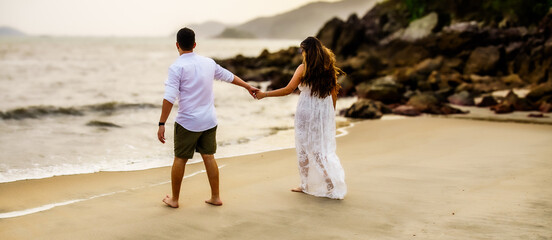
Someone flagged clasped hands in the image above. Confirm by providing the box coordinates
[246,86,267,100]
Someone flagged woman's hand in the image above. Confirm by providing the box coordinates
[255,90,266,100]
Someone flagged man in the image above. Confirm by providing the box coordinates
[158,27,258,208]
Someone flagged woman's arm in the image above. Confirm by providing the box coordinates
[256,64,304,99]
[230,75,259,99]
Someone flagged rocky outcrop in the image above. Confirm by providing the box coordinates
[218,0,552,119]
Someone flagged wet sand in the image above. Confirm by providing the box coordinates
[1,117,551,239]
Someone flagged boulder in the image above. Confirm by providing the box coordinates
[512,41,551,84]
[392,105,421,116]
[316,18,345,51]
[538,8,552,36]
[438,105,467,115]
[414,56,444,75]
[501,74,524,88]
[469,74,495,83]
[434,87,455,102]
[241,67,281,82]
[491,104,514,114]
[513,98,537,111]
[333,14,365,57]
[444,21,479,32]
[341,55,367,71]
[340,53,382,78]
[266,69,295,90]
[476,95,499,107]
[337,75,356,96]
[407,92,466,114]
[258,47,301,68]
[361,0,410,43]
[343,99,391,119]
[447,90,475,106]
[347,69,376,85]
[406,92,440,112]
[434,21,479,52]
[501,91,535,111]
[505,42,523,57]
[526,83,552,103]
[394,67,423,85]
[383,42,432,67]
[401,12,439,41]
[545,37,552,56]
[464,46,501,75]
[427,71,463,90]
[539,101,552,113]
[491,90,536,113]
[467,75,508,94]
[440,57,463,72]
[355,75,404,104]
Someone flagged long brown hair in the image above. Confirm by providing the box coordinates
[300,36,344,98]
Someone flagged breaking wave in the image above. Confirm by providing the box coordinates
[0,102,159,120]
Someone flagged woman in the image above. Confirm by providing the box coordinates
[255,36,347,199]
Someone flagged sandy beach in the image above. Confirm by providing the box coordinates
[1,117,551,239]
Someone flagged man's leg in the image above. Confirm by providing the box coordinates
[163,157,188,208]
[201,154,222,206]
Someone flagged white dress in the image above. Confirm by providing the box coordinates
[294,85,347,199]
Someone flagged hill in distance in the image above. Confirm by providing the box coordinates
[0,26,26,36]
[216,27,257,39]
[226,0,379,39]
[188,0,379,39]
[187,21,227,38]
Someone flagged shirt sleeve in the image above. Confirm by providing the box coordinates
[214,64,234,83]
[163,65,180,104]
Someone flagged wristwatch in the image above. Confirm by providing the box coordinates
[159,122,165,126]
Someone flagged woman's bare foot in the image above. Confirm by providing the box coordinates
[205,197,223,206]
[291,187,303,193]
[162,195,179,208]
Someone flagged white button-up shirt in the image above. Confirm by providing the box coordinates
[163,52,234,132]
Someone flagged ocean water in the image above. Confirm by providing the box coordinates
[0,37,357,183]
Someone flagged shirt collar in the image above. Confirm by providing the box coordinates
[179,52,195,58]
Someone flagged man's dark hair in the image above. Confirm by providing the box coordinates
[177,28,195,51]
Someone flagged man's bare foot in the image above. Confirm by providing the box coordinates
[205,198,223,206]
[291,187,303,193]
[162,195,179,208]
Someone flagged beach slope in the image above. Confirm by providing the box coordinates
[1,118,551,239]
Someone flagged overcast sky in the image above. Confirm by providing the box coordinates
[0,0,340,36]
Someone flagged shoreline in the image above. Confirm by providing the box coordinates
[1,110,549,184]
[1,117,551,239]
[0,118,351,184]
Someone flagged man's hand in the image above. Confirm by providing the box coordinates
[158,125,166,144]
[247,85,260,99]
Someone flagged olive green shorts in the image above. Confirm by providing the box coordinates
[174,123,217,159]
